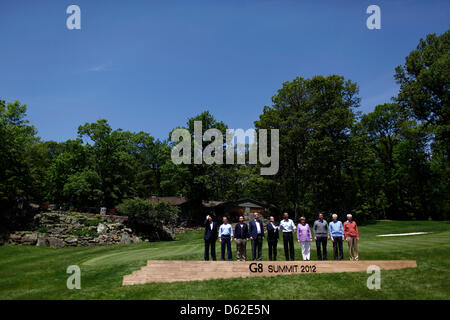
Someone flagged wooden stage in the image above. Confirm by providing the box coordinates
[122,260,417,285]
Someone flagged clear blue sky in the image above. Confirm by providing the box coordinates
[1,0,449,142]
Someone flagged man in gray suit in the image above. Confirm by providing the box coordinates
[313,212,329,260]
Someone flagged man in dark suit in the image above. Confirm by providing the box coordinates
[204,215,218,261]
[249,212,264,261]
[266,216,279,261]
[234,215,249,261]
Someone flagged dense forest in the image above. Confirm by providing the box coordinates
[1,31,448,234]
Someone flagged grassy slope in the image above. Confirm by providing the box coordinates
[0,220,449,300]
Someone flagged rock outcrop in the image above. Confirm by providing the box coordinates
[7,211,141,248]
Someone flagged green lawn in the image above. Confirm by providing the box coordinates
[0,220,449,299]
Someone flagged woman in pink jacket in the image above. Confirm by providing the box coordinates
[297,217,312,260]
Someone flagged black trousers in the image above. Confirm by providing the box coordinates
[268,239,278,261]
[332,236,344,260]
[251,234,263,261]
[220,236,232,261]
[283,232,295,261]
[315,236,327,260]
[204,239,217,261]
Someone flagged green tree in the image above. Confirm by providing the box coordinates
[45,139,88,208]
[26,140,63,203]
[0,100,37,202]
[167,111,229,221]
[394,30,449,219]
[394,31,449,149]
[255,75,359,219]
[77,120,136,208]
[359,103,433,219]
[117,198,178,240]
[131,132,170,198]
[0,100,38,234]
[63,169,103,211]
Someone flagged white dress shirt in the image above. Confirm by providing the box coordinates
[256,220,261,234]
[279,219,296,232]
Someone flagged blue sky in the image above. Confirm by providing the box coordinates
[0,0,449,142]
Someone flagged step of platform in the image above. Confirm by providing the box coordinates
[122,260,417,285]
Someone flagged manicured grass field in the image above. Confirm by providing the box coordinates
[0,220,449,299]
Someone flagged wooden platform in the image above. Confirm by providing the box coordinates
[122,260,417,285]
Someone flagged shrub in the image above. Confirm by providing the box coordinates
[117,198,178,240]
[37,227,48,233]
[72,228,98,237]
[81,218,102,227]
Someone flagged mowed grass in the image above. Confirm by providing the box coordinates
[0,220,449,300]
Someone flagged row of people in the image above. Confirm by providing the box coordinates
[204,212,360,261]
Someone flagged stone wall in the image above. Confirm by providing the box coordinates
[7,211,141,248]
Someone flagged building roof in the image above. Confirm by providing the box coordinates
[202,200,224,207]
[147,196,277,209]
[148,196,188,206]
[215,198,278,209]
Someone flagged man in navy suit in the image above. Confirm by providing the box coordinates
[249,212,264,261]
[204,215,218,261]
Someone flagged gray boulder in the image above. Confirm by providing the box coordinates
[36,237,49,247]
[48,237,65,249]
[9,233,22,242]
[120,232,131,244]
[22,233,38,245]
[97,223,108,234]
[131,235,141,243]
[162,225,175,241]
[65,237,78,245]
